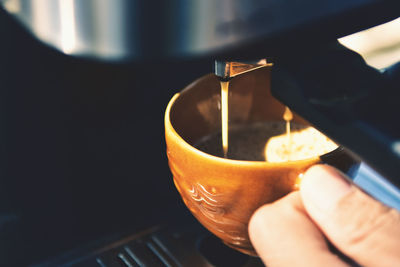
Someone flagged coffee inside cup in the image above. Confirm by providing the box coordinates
[195,121,337,162]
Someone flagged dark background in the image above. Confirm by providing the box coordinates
[1,2,399,265]
[0,8,212,266]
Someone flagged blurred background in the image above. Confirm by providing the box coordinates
[0,1,398,266]
[339,17,400,69]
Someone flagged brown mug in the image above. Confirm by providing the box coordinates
[164,66,358,255]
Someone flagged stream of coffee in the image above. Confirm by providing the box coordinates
[220,81,229,158]
[283,106,293,159]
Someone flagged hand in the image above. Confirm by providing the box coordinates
[248,164,400,267]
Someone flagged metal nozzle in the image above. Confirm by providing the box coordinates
[214,59,272,80]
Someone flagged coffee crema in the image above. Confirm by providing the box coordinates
[195,121,337,162]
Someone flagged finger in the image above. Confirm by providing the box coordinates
[248,192,349,267]
[300,164,400,267]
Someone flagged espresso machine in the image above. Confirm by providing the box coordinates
[0,0,399,266]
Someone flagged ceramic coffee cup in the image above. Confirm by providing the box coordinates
[164,66,358,255]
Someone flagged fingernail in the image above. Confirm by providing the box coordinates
[300,165,352,211]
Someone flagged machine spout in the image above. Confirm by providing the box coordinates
[214,59,272,80]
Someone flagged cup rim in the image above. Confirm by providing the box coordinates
[165,91,340,167]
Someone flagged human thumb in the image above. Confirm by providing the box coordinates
[300,164,400,267]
